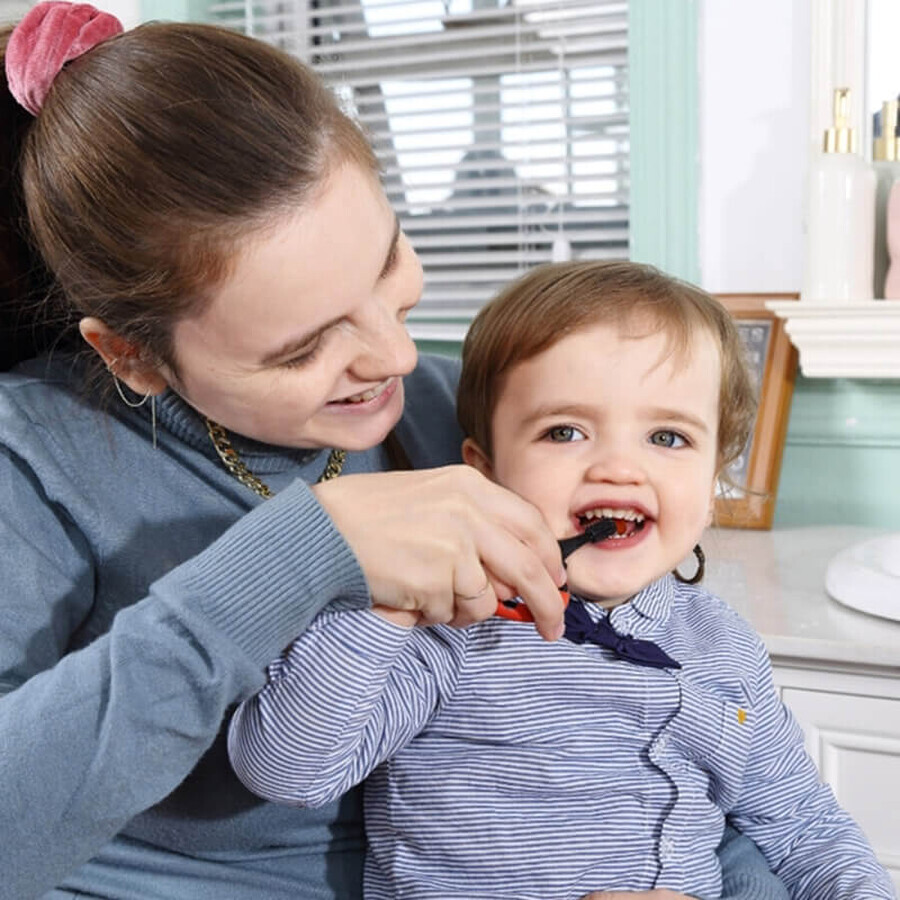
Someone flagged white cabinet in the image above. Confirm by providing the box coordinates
[704,525,900,893]
[774,666,900,893]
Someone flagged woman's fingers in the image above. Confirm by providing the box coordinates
[446,574,496,630]
[312,466,566,640]
[454,493,565,640]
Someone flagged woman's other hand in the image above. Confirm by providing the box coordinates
[313,465,567,640]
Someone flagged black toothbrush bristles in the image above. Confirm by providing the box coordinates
[558,518,617,562]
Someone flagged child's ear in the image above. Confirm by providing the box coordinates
[462,438,494,480]
[706,476,718,527]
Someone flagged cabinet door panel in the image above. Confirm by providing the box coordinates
[782,687,900,891]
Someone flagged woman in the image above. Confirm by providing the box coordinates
[0,4,786,898]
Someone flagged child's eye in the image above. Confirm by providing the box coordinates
[649,429,688,449]
[544,425,587,443]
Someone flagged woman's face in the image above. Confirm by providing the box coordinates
[165,163,422,450]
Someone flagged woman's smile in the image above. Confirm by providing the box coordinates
[328,376,398,409]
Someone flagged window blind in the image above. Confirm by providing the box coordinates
[205,0,629,341]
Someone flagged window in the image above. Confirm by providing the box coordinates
[206,0,629,339]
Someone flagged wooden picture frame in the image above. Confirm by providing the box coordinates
[714,294,799,530]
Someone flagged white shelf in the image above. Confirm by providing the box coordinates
[766,299,900,378]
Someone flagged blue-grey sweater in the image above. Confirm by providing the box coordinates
[0,352,463,899]
[0,352,787,900]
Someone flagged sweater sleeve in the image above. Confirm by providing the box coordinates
[727,640,894,900]
[229,610,465,809]
[0,446,369,900]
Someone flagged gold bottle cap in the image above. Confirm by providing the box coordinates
[874,100,899,161]
[824,87,857,154]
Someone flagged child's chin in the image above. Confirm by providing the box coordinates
[566,581,633,608]
[565,565,644,607]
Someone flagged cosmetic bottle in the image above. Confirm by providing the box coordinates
[802,88,876,302]
[884,180,900,298]
[872,100,900,298]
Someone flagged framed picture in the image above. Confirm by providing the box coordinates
[714,294,799,530]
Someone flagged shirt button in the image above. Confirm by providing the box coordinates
[657,734,668,751]
[660,836,674,862]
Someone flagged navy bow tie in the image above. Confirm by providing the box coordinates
[564,599,681,670]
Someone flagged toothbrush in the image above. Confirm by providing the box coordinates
[557,517,618,561]
[496,516,619,621]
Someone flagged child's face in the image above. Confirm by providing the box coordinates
[464,321,720,606]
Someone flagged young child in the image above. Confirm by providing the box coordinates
[228,261,893,900]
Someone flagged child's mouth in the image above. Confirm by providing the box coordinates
[577,508,646,540]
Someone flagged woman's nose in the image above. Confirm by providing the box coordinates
[352,241,422,379]
[353,298,418,380]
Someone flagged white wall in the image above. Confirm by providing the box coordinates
[0,0,141,28]
[102,0,141,29]
[698,0,810,293]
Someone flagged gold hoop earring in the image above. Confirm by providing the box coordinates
[673,544,705,585]
[112,374,158,449]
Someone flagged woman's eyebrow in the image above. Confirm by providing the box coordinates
[377,214,401,280]
[260,320,338,366]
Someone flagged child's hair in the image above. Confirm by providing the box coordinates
[0,21,377,373]
[457,260,757,473]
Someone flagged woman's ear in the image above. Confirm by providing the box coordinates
[461,437,494,480]
[79,317,169,396]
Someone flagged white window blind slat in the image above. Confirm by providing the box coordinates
[399,208,627,230]
[350,68,625,104]
[205,0,629,332]
[359,92,628,127]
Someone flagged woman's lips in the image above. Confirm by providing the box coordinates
[326,377,399,413]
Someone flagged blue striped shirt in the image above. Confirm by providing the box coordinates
[229,575,894,900]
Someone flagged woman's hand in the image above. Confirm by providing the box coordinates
[580,892,696,900]
[313,465,567,640]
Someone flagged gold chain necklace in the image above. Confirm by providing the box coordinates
[205,417,346,499]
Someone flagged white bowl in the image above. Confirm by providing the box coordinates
[825,533,900,622]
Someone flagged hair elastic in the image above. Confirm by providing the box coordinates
[5,1,123,116]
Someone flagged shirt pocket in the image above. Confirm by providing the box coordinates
[672,678,754,811]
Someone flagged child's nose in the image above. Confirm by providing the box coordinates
[584,447,645,484]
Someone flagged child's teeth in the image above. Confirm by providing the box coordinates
[583,507,644,522]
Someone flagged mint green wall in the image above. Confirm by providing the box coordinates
[140,0,205,21]
[776,378,900,529]
[628,0,699,284]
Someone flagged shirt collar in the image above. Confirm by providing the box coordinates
[570,574,676,629]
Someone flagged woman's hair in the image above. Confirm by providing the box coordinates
[457,260,757,473]
[0,21,377,373]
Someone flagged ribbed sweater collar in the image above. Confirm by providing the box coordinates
[151,388,324,475]
[31,352,331,477]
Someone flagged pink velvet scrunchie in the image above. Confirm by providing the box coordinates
[5,1,123,116]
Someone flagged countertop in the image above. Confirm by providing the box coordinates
[702,526,900,671]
